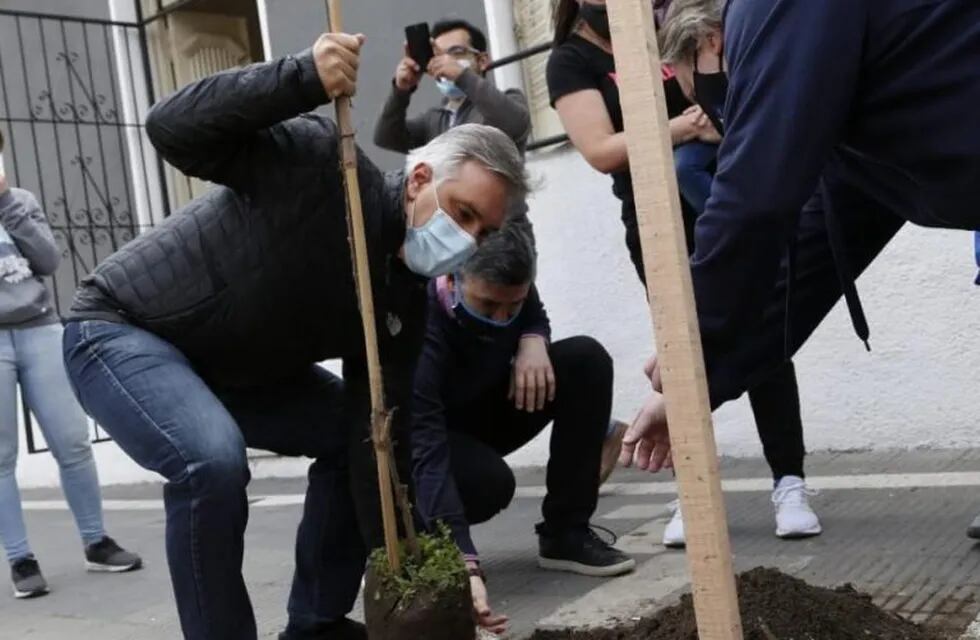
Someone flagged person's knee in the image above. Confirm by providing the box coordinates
[551,336,613,387]
[463,460,516,525]
[47,425,95,470]
[184,448,250,498]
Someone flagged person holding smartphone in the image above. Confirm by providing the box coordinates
[374,18,531,153]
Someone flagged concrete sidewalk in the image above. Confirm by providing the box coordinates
[4,448,980,639]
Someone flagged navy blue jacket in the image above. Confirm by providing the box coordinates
[411,279,550,557]
[696,0,980,405]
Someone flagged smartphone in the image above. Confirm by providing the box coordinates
[405,22,434,68]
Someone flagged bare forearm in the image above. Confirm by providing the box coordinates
[670,116,698,146]
[585,132,629,174]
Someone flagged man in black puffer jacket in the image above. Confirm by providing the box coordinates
[61,31,528,640]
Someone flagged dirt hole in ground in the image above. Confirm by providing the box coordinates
[531,567,955,640]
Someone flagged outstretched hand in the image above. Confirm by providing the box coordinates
[619,392,672,473]
[470,574,508,635]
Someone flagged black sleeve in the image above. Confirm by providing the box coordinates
[519,285,551,341]
[145,49,329,191]
[410,304,479,557]
[546,44,599,107]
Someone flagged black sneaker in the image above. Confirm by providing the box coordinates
[11,556,49,599]
[278,618,367,640]
[968,514,980,539]
[536,524,636,577]
[84,536,142,573]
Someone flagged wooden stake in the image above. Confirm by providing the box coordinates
[606,1,744,638]
[326,0,402,574]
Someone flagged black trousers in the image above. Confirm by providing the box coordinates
[445,336,613,530]
[622,202,806,480]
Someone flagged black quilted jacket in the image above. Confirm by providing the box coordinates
[70,50,429,392]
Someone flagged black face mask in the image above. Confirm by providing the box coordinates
[693,53,728,135]
[579,3,610,41]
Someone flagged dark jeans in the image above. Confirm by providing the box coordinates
[446,336,613,531]
[62,320,365,640]
[622,204,806,480]
[673,141,718,215]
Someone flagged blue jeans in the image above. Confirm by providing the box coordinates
[0,323,106,563]
[673,141,718,215]
[63,320,366,640]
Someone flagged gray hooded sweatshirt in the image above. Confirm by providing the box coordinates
[0,188,59,328]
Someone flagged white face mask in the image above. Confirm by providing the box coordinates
[436,59,472,100]
[0,153,5,177]
[403,181,477,278]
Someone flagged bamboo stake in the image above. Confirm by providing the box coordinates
[606,0,743,638]
[325,0,402,573]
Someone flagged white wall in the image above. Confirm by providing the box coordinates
[18,145,979,488]
[15,414,313,489]
[506,145,980,467]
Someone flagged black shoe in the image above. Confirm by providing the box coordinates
[968,514,980,540]
[84,536,142,573]
[278,618,367,640]
[536,524,636,577]
[11,556,49,599]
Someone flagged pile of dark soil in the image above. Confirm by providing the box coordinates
[531,567,952,640]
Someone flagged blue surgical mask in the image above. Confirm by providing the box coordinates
[436,59,471,100]
[451,275,524,330]
[403,183,477,278]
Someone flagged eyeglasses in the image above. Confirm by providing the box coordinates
[441,44,481,59]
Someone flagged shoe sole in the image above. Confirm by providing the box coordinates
[776,527,822,539]
[85,559,143,573]
[967,527,980,540]
[537,556,636,577]
[13,585,49,599]
[662,539,686,549]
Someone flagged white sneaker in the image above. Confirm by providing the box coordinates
[772,476,822,539]
[662,499,686,548]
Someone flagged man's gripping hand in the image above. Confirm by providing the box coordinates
[314,32,366,99]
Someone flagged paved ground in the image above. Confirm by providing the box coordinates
[5,448,980,639]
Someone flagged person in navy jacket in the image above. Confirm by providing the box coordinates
[410,224,635,634]
[623,0,980,538]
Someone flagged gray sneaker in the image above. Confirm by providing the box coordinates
[84,537,142,573]
[11,556,49,599]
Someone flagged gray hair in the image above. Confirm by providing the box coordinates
[659,0,724,66]
[405,123,531,203]
[460,219,537,286]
